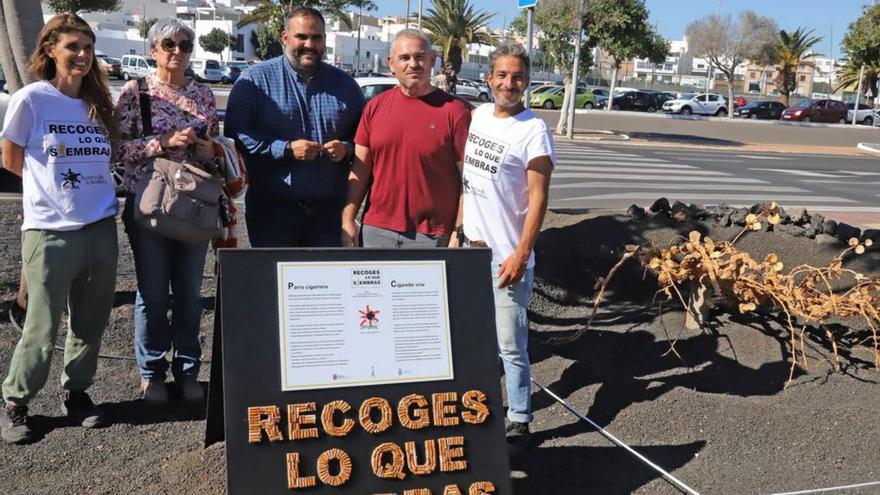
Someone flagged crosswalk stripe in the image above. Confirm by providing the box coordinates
[807,206,880,213]
[550,182,808,192]
[556,155,669,163]
[551,173,765,183]
[803,179,880,184]
[681,158,744,163]
[556,153,659,161]
[750,168,842,178]
[557,162,695,170]
[737,155,794,161]
[557,193,855,203]
[840,170,880,176]
[555,167,728,176]
[556,160,696,169]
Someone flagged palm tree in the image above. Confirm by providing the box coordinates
[836,61,880,106]
[773,27,822,105]
[421,0,496,75]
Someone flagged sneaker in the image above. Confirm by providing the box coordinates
[506,421,531,455]
[177,378,204,404]
[8,302,25,332]
[141,379,169,406]
[1,402,33,444]
[61,390,106,429]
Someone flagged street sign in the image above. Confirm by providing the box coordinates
[206,248,513,495]
[518,0,537,9]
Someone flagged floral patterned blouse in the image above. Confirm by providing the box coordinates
[115,74,219,193]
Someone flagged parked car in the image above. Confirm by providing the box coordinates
[98,57,122,79]
[530,86,597,109]
[529,84,560,95]
[188,59,222,83]
[589,88,610,97]
[0,88,8,132]
[120,55,156,80]
[455,79,492,102]
[220,61,249,84]
[733,100,787,120]
[355,76,399,101]
[662,92,728,116]
[609,90,660,112]
[846,102,877,126]
[640,90,676,107]
[595,94,608,108]
[781,99,848,123]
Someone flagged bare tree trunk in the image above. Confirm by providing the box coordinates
[726,70,734,118]
[0,0,44,93]
[606,64,619,111]
[555,74,572,134]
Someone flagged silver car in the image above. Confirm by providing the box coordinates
[455,79,493,102]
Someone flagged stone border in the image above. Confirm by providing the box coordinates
[570,108,880,130]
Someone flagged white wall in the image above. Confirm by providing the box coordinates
[326,32,389,71]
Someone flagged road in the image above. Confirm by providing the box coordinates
[534,108,880,149]
[549,141,880,227]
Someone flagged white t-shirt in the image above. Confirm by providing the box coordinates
[1,80,117,231]
[461,103,556,269]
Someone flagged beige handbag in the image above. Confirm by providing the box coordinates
[134,157,224,244]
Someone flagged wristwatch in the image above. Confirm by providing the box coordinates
[454,225,465,241]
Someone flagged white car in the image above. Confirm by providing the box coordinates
[189,59,223,83]
[0,90,8,129]
[355,76,399,102]
[846,102,877,126]
[455,79,492,102]
[662,92,728,116]
[120,55,157,80]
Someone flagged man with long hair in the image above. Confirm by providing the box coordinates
[0,14,119,443]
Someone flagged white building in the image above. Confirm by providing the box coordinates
[42,0,256,60]
[809,53,842,86]
[633,39,693,84]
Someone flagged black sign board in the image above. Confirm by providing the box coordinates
[207,248,512,494]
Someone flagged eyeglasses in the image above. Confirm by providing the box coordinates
[159,38,194,53]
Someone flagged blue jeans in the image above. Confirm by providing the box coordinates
[245,192,343,248]
[361,224,450,248]
[493,266,534,424]
[123,196,208,380]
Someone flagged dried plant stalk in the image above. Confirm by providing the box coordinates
[641,203,878,386]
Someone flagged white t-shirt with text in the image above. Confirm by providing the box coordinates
[461,103,556,269]
[1,80,117,231]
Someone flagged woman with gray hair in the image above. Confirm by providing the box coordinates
[115,17,219,406]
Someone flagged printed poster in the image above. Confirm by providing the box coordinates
[276,260,453,391]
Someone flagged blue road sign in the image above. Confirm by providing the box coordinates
[518,0,537,8]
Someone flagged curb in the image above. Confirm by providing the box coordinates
[555,129,630,142]
[569,108,880,129]
[857,142,880,155]
[560,134,874,157]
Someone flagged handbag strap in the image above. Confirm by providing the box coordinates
[136,77,152,137]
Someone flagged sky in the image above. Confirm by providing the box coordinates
[367,0,873,59]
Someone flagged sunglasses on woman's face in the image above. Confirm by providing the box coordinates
[159,38,194,53]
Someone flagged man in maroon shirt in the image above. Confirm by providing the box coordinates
[342,29,471,248]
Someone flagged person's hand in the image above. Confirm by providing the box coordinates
[322,140,346,162]
[447,230,461,248]
[341,220,359,247]
[290,140,322,160]
[497,250,529,288]
[160,128,197,149]
[192,135,215,162]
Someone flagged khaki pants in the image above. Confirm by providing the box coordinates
[2,216,118,406]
